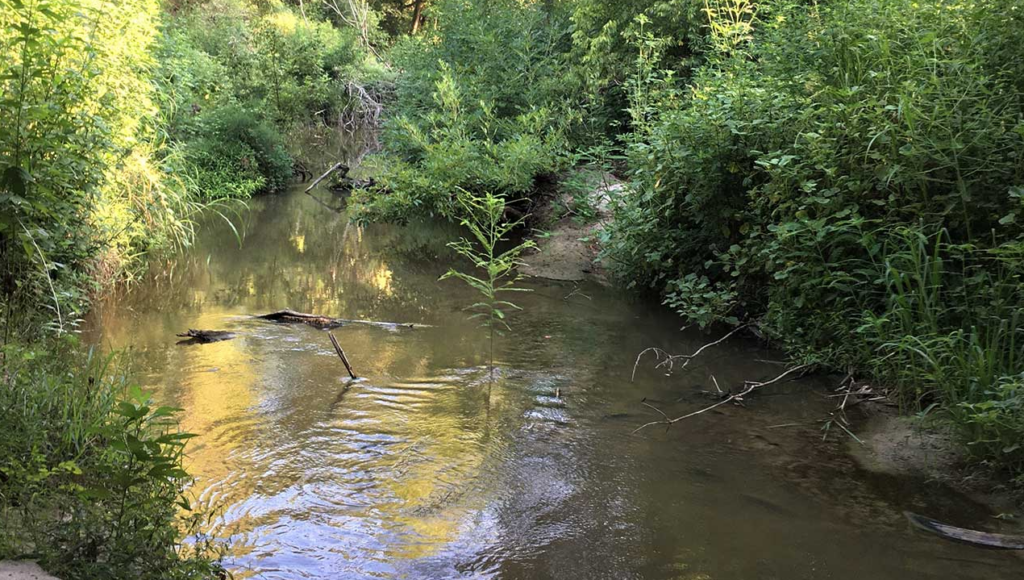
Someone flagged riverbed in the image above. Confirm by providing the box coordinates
[84,170,1023,579]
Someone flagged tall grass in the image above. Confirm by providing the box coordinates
[862,230,1024,475]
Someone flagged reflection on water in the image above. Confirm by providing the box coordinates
[85,183,1024,579]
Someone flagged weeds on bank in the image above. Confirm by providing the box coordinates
[0,339,224,579]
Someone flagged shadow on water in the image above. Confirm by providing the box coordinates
[84,139,1024,579]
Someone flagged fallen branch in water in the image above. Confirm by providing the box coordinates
[631,324,749,381]
[632,364,811,434]
[305,162,348,194]
[339,79,389,130]
[328,331,357,379]
[175,329,236,344]
[255,309,432,330]
[905,511,1024,549]
[820,373,879,444]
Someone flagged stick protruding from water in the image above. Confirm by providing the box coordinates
[328,331,357,380]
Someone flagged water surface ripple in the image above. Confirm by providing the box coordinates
[86,186,1024,579]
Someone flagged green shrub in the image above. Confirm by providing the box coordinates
[0,338,222,579]
[165,0,367,128]
[569,0,705,131]
[185,105,293,199]
[0,0,212,326]
[352,0,577,221]
[604,0,1024,476]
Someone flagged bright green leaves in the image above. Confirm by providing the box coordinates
[440,192,535,369]
[0,344,219,578]
[351,0,574,223]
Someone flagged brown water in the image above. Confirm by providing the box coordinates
[85,173,1023,578]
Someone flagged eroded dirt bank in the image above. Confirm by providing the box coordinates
[520,170,621,284]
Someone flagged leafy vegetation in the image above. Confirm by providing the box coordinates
[350,0,580,221]
[159,0,380,201]
[440,192,535,377]
[0,339,222,579]
[605,0,1024,478]
[0,0,380,576]
[354,0,1024,482]
[6,0,1024,572]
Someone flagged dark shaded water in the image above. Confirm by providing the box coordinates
[85,172,1023,578]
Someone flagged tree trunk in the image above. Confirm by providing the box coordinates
[410,0,424,34]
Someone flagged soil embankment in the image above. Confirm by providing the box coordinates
[521,171,621,283]
[0,562,59,580]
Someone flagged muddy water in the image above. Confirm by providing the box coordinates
[85,178,1022,579]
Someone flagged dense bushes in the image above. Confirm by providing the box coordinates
[0,1,376,576]
[184,105,294,199]
[159,0,378,200]
[0,340,222,579]
[351,0,579,221]
[605,0,1024,477]
[162,1,367,130]
[0,0,201,330]
[354,0,1024,479]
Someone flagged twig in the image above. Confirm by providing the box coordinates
[631,324,749,381]
[641,400,670,421]
[328,331,357,379]
[632,364,811,434]
[632,393,738,434]
[835,420,864,445]
[742,364,810,390]
[563,283,592,301]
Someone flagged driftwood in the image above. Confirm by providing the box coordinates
[293,161,314,182]
[176,329,236,344]
[632,324,749,381]
[255,309,431,330]
[329,175,376,192]
[305,162,349,193]
[905,512,1024,549]
[328,331,357,379]
[633,364,811,434]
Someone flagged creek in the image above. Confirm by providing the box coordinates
[84,140,1022,580]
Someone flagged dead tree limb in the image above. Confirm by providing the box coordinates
[305,162,348,193]
[255,309,431,330]
[905,512,1024,549]
[632,364,811,434]
[632,324,749,381]
[328,331,357,379]
[175,329,236,344]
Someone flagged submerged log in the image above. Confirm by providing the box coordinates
[329,176,376,192]
[176,329,236,344]
[905,512,1024,549]
[254,309,431,330]
[256,309,340,328]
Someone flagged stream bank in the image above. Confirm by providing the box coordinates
[73,168,1024,578]
[0,562,58,580]
[520,169,621,284]
[522,172,1024,527]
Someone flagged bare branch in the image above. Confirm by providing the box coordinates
[631,324,749,381]
[641,401,670,421]
[632,364,812,434]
